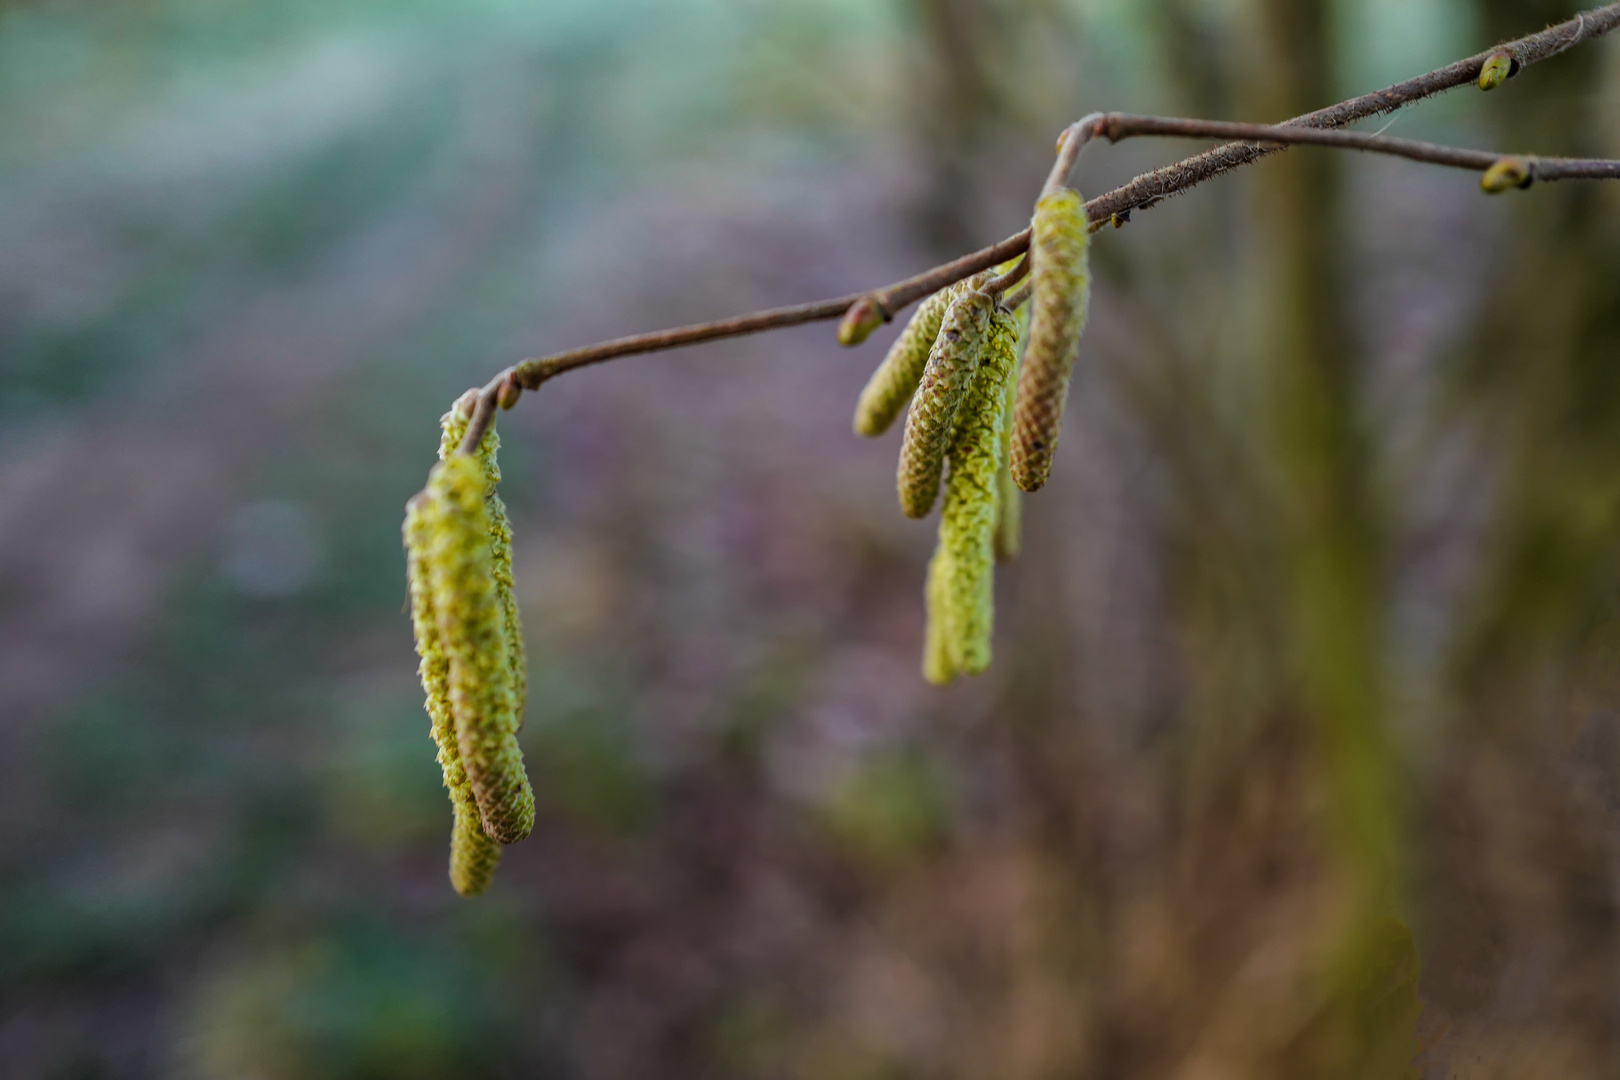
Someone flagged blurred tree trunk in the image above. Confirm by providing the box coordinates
[1417,1,1620,1073]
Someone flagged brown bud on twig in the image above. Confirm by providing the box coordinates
[497,375,522,411]
[838,296,888,347]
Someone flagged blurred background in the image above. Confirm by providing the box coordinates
[3,0,1619,1076]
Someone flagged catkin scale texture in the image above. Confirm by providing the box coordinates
[937,306,1019,674]
[854,287,954,437]
[854,272,996,438]
[404,496,502,896]
[922,546,956,686]
[994,357,1024,563]
[440,399,527,720]
[425,456,535,845]
[1010,188,1091,493]
[897,289,994,519]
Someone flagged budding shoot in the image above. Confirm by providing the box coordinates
[1010,187,1091,493]
[838,296,888,347]
[1481,156,1533,193]
[1478,49,1514,91]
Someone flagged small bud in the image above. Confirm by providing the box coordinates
[1478,50,1514,91]
[497,378,522,411]
[838,296,887,347]
[897,289,994,518]
[1481,156,1533,193]
[1011,187,1091,493]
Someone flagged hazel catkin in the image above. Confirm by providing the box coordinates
[936,304,1020,674]
[425,455,535,845]
[855,272,995,438]
[897,288,994,518]
[922,546,956,686]
[1010,187,1091,493]
[994,359,1023,563]
[440,395,527,720]
[404,494,502,896]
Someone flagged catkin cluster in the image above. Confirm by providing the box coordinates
[848,180,1090,683]
[404,396,535,896]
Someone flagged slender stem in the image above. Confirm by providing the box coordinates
[985,254,1031,297]
[1042,114,1105,197]
[1096,112,1620,179]
[1002,281,1033,313]
[493,2,1620,396]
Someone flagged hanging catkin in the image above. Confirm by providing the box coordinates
[897,288,994,518]
[1010,187,1090,493]
[854,272,995,438]
[994,364,1023,562]
[922,546,956,686]
[936,304,1020,674]
[854,288,954,437]
[440,395,527,720]
[425,455,535,845]
[404,494,502,896]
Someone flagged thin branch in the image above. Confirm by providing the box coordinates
[1095,112,1620,181]
[489,2,1620,405]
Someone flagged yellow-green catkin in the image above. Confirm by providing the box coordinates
[897,289,994,518]
[922,546,956,686]
[854,272,994,438]
[855,289,954,437]
[404,495,502,896]
[425,455,535,845]
[994,363,1023,562]
[935,305,1020,674]
[440,395,526,720]
[1010,188,1090,493]
[993,301,1028,562]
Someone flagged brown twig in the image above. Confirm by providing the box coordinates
[1094,112,1620,181]
[477,2,1620,415]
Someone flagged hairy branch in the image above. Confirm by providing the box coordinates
[1094,113,1620,182]
[458,2,1620,455]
